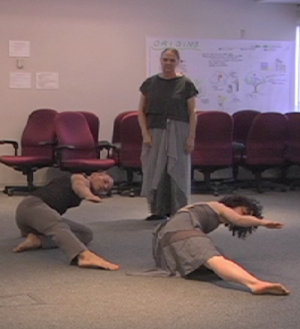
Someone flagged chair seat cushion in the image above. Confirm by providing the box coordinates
[0,155,53,166]
[62,158,115,169]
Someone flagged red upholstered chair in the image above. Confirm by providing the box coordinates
[232,109,260,145]
[191,111,234,196]
[112,111,138,144]
[117,112,142,196]
[0,108,58,195]
[54,112,115,174]
[79,111,99,144]
[232,109,260,181]
[110,111,138,166]
[238,112,288,193]
[79,111,105,159]
[285,112,300,189]
[79,110,114,159]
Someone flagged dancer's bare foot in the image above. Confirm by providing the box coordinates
[13,233,42,252]
[78,250,119,271]
[251,282,290,295]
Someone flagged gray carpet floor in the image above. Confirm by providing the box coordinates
[0,189,299,329]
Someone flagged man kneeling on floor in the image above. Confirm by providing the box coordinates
[13,172,119,271]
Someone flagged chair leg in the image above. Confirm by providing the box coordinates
[191,168,195,185]
[3,170,37,196]
[192,169,234,196]
[280,166,289,191]
[26,170,35,191]
[254,172,263,193]
[232,164,239,190]
[203,172,218,196]
[253,169,287,193]
[117,169,142,197]
[127,170,135,197]
[232,164,239,181]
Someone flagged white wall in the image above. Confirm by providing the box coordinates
[0,0,298,185]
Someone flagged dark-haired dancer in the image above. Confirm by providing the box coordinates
[152,195,289,295]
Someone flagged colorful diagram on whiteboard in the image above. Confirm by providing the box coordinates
[147,38,294,113]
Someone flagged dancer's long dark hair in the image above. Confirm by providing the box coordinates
[218,195,263,239]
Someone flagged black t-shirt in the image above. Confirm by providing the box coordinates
[31,174,82,215]
[139,75,198,129]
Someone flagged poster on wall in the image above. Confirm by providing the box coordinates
[9,41,30,57]
[36,72,59,90]
[147,37,295,113]
[9,72,31,89]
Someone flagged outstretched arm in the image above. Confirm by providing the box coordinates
[208,201,284,229]
[71,174,101,203]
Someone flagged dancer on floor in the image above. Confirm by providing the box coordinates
[151,194,289,295]
[13,172,119,270]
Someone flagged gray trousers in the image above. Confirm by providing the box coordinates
[15,196,93,263]
[149,166,187,216]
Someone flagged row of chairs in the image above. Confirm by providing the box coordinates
[0,109,142,196]
[1,108,300,196]
[192,110,300,195]
[116,109,300,196]
[234,110,300,192]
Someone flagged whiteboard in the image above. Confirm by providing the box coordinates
[147,37,295,114]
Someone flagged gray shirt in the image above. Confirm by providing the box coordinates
[139,75,198,129]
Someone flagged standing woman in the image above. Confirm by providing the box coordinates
[138,48,198,220]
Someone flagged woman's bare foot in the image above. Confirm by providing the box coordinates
[77,250,119,271]
[251,281,290,295]
[13,233,42,252]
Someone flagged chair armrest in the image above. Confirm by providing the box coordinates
[232,142,245,153]
[111,142,121,151]
[96,140,120,158]
[55,144,76,151]
[39,141,56,146]
[54,145,76,167]
[97,141,121,151]
[0,140,19,155]
[232,142,246,163]
[97,140,113,150]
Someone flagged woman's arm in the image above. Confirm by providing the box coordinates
[71,174,101,203]
[138,94,152,145]
[186,97,196,153]
[208,201,284,229]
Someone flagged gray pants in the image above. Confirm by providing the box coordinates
[149,166,187,216]
[15,196,93,263]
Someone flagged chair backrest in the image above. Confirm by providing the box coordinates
[21,108,58,157]
[192,111,233,166]
[246,112,288,165]
[232,109,260,144]
[112,111,138,144]
[119,112,142,167]
[285,112,300,142]
[285,112,300,162]
[55,112,97,160]
[79,111,100,143]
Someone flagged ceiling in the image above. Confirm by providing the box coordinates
[255,0,300,3]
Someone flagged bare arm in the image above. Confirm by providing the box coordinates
[208,202,284,229]
[186,97,196,153]
[71,174,101,203]
[138,94,152,145]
